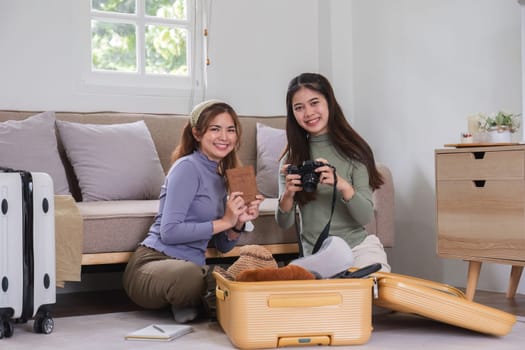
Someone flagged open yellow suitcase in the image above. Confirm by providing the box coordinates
[213,271,374,349]
[371,271,517,336]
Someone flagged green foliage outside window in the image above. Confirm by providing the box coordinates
[92,0,135,13]
[146,25,187,75]
[91,0,188,75]
[92,21,137,72]
[146,0,186,19]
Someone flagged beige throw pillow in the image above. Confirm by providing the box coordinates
[255,123,287,198]
[0,111,70,195]
[56,120,165,201]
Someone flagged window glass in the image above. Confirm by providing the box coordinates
[145,25,187,75]
[145,0,186,20]
[76,0,206,105]
[90,0,191,77]
[92,0,136,14]
[91,20,137,72]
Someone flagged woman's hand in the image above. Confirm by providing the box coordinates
[281,163,302,195]
[213,191,246,235]
[278,163,302,212]
[314,158,355,201]
[224,191,247,225]
[224,194,264,241]
[238,194,264,223]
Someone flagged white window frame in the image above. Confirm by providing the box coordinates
[73,0,207,101]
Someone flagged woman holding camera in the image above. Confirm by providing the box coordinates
[276,73,390,272]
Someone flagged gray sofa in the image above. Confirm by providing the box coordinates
[0,110,395,267]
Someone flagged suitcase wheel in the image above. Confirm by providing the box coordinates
[0,319,14,339]
[33,315,54,335]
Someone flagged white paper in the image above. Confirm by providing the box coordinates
[125,324,193,341]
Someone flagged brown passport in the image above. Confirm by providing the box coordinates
[226,165,258,203]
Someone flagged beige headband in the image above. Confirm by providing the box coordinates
[190,99,225,127]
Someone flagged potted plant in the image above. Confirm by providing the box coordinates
[477,111,521,143]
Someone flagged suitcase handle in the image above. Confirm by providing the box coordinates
[268,293,341,308]
[215,286,228,301]
[278,335,331,347]
[215,285,343,307]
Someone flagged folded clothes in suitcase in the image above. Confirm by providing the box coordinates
[371,271,517,336]
[213,271,374,349]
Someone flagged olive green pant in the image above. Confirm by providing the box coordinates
[122,245,209,310]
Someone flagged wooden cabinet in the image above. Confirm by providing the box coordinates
[435,145,525,300]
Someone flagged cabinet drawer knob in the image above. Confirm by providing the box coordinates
[473,180,486,187]
[472,152,485,159]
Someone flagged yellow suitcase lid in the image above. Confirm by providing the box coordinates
[371,271,517,336]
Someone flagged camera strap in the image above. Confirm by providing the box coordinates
[293,166,338,257]
[311,167,337,254]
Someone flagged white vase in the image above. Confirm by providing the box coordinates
[487,129,512,143]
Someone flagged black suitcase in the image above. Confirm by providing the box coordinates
[0,167,55,338]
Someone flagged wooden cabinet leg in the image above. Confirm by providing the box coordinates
[506,265,523,299]
[466,261,482,301]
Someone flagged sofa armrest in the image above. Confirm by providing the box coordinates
[367,163,395,247]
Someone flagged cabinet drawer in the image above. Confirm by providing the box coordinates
[436,150,524,180]
[436,180,525,260]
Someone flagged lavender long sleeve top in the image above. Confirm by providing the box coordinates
[141,150,237,266]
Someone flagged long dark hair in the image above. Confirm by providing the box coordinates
[171,102,242,176]
[283,73,383,204]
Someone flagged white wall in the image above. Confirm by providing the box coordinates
[344,0,523,294]
[1,0,523,295]
[0,0,318,115]
[206,0,319,115]
[0,1,76,111]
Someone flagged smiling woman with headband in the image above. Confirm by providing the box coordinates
[123,99,264,323]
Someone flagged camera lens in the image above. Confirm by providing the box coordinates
[302,172,319,192]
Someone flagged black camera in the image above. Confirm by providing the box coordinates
[287,160,325,192]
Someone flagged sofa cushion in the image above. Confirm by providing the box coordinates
[255,123,286,198]
[77,200,159,253]
[56,120,165,201]
[370,163,395,247]
[257,197,278,216]
[78,198,297,254]
[0,111,70,195]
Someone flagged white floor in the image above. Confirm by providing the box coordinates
[3,310,524,350]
